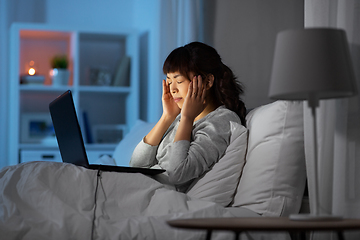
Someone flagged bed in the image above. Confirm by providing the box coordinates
[0,100,307,240]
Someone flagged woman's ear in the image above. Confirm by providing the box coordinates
[206,74,215,90]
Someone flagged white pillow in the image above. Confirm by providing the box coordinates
[186,121,248,207]
[112,120,155,166]
[232,101,306,216]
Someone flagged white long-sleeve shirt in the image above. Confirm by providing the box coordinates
[130,106,241,192]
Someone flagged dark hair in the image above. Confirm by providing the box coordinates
[163,42,246,126]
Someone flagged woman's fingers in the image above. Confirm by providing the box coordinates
[162,79,166,95]
[162,79,173,101]
[162,79,169,94]
[197,75,203,95]
[192,76,197,97]
[181,75,208,121]
[190,75,205,99]
[196,75,207,103]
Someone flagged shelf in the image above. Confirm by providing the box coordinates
[78,85,131,93]
[9,23,140,165]
[19,143,59,150]
[19,29,73,86]
[20,143,118,151]
[19,85,73,92]
[85,143,119,150]
[19,85,131,94]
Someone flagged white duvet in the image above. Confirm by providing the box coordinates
[0,161,242,240]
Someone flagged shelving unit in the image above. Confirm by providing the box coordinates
[8,23,140,165]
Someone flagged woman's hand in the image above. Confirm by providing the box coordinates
[143,80,180,146]
[173,75,207,143]
[180,75,207,121]
[162,79,181,120]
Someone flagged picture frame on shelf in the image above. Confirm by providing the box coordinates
[88,67,112,86]
[21,113,56,145]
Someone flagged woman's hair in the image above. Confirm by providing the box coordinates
[163,41,246,126]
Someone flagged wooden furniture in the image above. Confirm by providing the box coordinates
[167,217,360,240]
[8,23,140,165]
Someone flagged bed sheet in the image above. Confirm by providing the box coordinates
[0,161,289,240]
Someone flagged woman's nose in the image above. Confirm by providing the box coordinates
[170,85,177,94]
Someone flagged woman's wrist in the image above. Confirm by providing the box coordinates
[174,116,193,142]
[179,115,195,124]
[144,114,175,146]
[160,113,177,124]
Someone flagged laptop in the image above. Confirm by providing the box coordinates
[49,90,165,176]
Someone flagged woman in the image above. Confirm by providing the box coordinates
[130,42,246,192]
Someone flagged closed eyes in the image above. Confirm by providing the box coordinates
[167,81,183,86]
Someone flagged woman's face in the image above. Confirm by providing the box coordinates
[166,71,192,109]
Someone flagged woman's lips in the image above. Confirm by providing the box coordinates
[173,97,182,103]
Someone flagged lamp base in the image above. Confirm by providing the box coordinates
[290,213,342,221]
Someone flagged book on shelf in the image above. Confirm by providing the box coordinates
[113,55,130,86]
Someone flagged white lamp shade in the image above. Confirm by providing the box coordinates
[269,28,357,100]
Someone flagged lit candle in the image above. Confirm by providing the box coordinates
[28,60,36,75]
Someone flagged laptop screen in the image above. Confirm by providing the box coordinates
[49,90,90,168]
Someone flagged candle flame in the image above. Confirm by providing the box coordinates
[28,68,36,75]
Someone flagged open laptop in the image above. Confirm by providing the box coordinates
[49,90,165,176]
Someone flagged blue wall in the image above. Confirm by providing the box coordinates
[46,1,134,28]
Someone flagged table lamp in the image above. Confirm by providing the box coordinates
[268,28,357,220]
